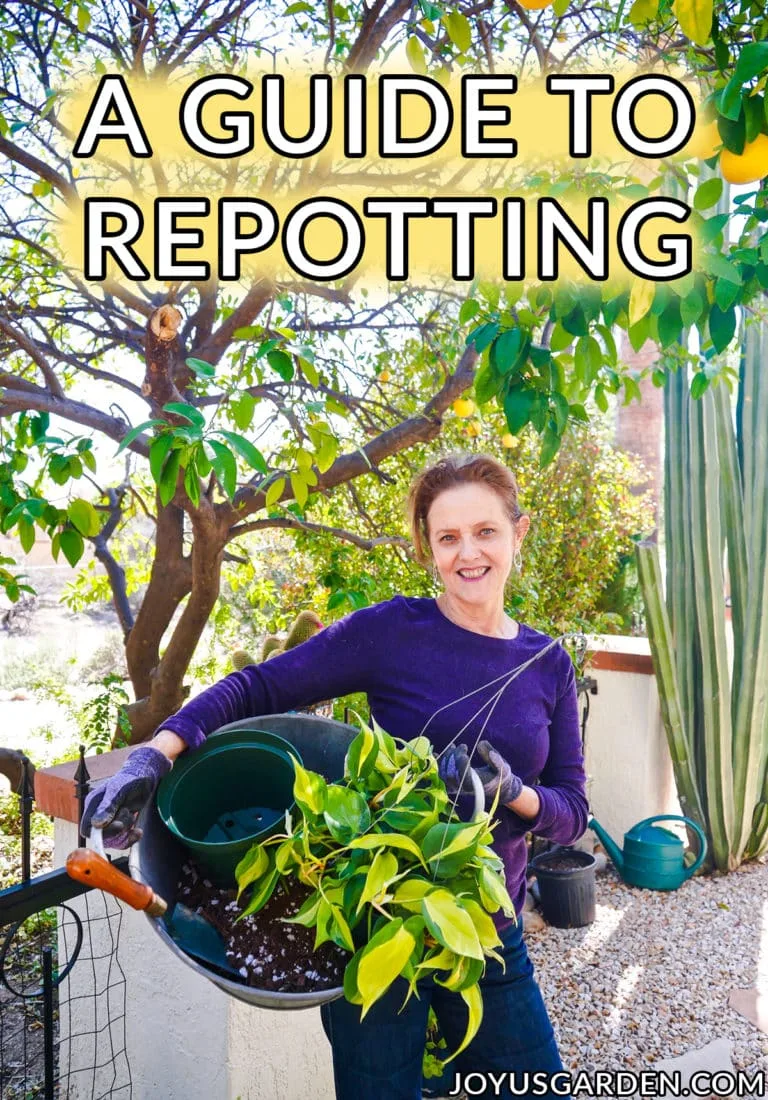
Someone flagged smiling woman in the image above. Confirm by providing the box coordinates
[408,454,530,640]
[81,449,588,1100]
[427,485,529,640]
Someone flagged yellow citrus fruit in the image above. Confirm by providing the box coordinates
[465,421,482,437]
[686,120,721,161]
[720,134,768,184]
[501,432,515,448]
[452,398,475,417]
[378,369,391,383]
[517,0,552,8]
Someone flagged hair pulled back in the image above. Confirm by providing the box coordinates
[406,452,524,564]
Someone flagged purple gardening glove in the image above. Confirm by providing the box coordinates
[80,746,171,849]
[474,740,524,808]
[438,743,475,797]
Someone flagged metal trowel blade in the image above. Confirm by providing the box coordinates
[167,902,238,976]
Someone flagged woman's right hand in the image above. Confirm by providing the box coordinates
[80,745,172,849]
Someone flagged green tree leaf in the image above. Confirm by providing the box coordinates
[693,178,723,211]
[59,528,84,567]
[186,357,216,378]
[208,440,238,499]
[265,476,286,508]
[459,299,480,324]
[267,348,294,381]
[217,431,267,473]
[445,11,471,52]
[673,0,713,44]
[406,36,426,74]
[184,462,200,507]
[628,278,655,325]
[116,419,163,454]
[163,403,206,429]
[709,304,737,352]
[503,387,534,434]
[290,471,309,508]
[68,498,100,537]
[158,450,181,507]
[230,393,256,431]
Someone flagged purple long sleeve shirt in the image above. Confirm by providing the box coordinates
[158,596,588,922]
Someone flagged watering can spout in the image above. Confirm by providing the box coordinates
[587,815,624,872]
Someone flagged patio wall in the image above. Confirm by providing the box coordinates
[38,635,679,1099]
[584,635,681,839]
[54,819,336,1100]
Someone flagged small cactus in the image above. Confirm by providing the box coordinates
[231,648,256,671]
[284,610,324,650]
[261,634,282,661]
[230,609,324,672]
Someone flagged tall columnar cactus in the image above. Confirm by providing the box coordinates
[637,316,768,871]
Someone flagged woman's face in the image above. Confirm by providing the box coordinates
[426,483,529,608]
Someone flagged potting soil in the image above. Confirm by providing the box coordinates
[177,860,349,992]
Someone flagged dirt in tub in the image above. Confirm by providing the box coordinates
[177,860,349,993]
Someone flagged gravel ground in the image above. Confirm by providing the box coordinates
[527,859,768,1087]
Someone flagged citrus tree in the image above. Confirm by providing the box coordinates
[0,0,766,744]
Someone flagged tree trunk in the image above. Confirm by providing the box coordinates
[123,501,228,744]
[124,501,191,699]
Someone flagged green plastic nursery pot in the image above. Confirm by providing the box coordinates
[156,729,301,885]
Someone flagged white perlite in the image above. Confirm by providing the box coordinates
[527,859,768,1090]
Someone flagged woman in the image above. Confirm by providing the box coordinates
[82,452,588,1100]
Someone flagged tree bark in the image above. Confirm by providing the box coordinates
[124,500,191,702]
[123,501,227,744]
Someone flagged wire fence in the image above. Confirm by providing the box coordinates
[0,749,132,1099]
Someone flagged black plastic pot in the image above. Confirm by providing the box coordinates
[529,847,596,928]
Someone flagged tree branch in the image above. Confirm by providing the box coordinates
[0,316,65,397]
[0,382,147,453]
[231,342,478,517]
[91,487,135,637]
[195,280,273,364]
[0,132,77,202]
[228,515,413,553]
[344,0,412,72]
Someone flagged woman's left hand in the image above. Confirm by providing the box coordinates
[474,740,524,808]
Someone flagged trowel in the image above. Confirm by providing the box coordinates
[66,830,238,977]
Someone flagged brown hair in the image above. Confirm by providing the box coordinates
[406,453,524,564]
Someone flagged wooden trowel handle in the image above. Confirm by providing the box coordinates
[66,849,168,917]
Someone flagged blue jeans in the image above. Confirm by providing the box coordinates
[320,920,569,1099]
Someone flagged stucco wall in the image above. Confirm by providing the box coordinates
[54,820,335,1100]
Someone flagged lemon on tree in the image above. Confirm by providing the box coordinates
[517,0,552,8]
[452,397,475,417]
[686,120,721,161]
[720,133,768,185]
[464,421,482,437]
[501,433,515,448]
[378,369,392,383]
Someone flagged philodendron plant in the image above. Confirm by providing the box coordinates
[234,719,515,1062]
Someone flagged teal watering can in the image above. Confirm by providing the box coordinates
[588,814,707,890]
